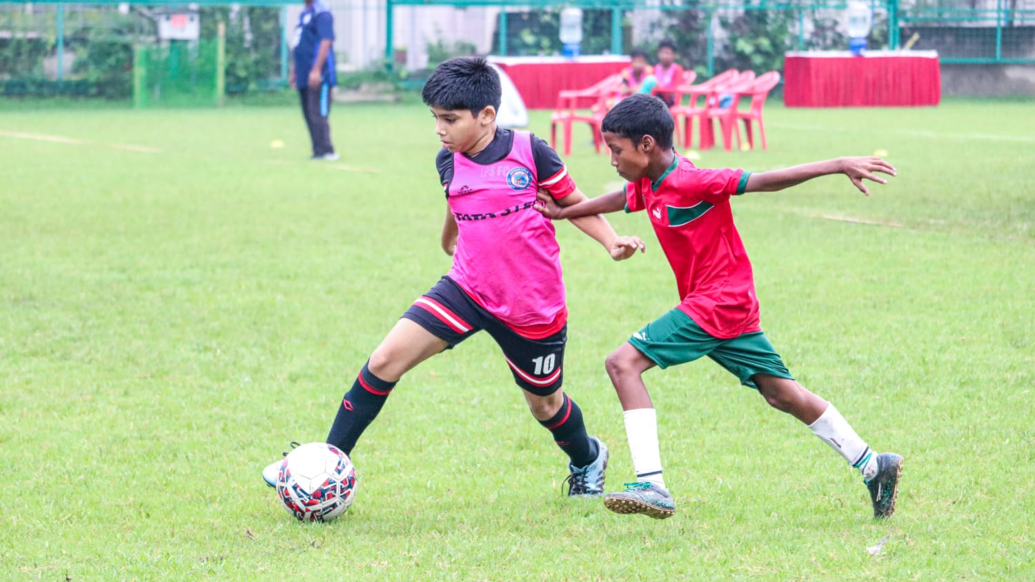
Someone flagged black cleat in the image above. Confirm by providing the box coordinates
[866,452,903,519]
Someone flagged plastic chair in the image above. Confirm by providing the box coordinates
[652,70,697,146]
[733,71,781,151]
[669,69,740,150]
[695,72,757,151]
[550,74,623,157]
[651,69,696,107]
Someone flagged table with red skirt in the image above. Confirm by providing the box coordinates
[487,55,631,110]
[783,51,941,108]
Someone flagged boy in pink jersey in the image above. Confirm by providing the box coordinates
[262,57,645,498]
[536,94,903,519]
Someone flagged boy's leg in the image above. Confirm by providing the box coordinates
[604,342,662,484]
[326,278,483,455]
[602,309,718,518]
[709,332,902,518]
[489,323,606,495]
[752,375,902,518]
[602,342,676,519]
[325,318,448,454]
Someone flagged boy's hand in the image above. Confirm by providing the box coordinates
[610,236,646,261]
[840,157,897,196]
[534,189,565,220]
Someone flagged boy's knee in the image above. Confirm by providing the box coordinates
[367,347,402,382]
[527,390,564,420]
[757,378,799,411]
[605,350,634,381]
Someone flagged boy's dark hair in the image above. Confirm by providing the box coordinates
[601,94,674,150]
[421,56,502,116]
[629,48,649,60]
[658,39,677,52]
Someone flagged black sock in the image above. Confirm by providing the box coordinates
[326,362,397,455]
[537,393,597,468]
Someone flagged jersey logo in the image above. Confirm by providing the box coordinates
[652,207,662,220]
[666,201,714,227]
[506,167,533,191]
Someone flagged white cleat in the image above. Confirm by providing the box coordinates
[262,459,283,488]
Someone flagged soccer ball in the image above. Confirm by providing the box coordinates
[275,442,357,522]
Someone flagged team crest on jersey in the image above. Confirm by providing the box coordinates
[506,167,533,191]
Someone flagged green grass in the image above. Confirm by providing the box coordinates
[1,99,1033,581]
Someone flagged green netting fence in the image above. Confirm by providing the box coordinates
[1,0,1033,104]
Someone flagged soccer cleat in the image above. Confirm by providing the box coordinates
[262,442,301,488]
[563,436,608,496]
[316,152,339,161]
[604,481,676,519]
[865,452,903,519]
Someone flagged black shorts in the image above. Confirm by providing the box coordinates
[401,277,566,396]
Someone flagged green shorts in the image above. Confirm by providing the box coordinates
[628,308,794,389]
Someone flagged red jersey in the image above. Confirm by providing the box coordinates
[625,155,756,339]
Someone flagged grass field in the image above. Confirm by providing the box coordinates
[1,98,1033,581]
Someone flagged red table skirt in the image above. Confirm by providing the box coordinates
[783,51,941,107]
[488,56,631,109]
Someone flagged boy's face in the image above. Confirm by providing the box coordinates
[430,106,496,153]
[631,56,648,73]
[603,132,652,182]
[657,47,675,66]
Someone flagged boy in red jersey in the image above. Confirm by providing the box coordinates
[263,58,646,498]
[536,94,902,519]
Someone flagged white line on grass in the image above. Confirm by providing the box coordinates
[768,123,1035,144]
[0,129,162,153]
[805,212,1033,243]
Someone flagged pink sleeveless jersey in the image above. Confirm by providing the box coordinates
[446,130,566,332]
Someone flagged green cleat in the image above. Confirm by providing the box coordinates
[866,452,903,519]
[604,482,676,519]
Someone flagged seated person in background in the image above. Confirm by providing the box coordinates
[618,49,657,97]
[652,39,685,107]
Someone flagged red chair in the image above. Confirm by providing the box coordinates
[651,69,696,106]
[669,69,740,150]
[550,74,623,157]
[733,71,781,151]
[652,70,697,146]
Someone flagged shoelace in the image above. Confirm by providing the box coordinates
[282,441,301,456]
[562,471,590,495]
[621,481,653,492]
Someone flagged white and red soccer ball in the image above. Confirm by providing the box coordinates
[275,443,357,522]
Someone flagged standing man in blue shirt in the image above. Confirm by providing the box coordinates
[292,0,338,160]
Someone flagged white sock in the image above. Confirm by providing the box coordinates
[623,408,666,488]
[807,404,879,480]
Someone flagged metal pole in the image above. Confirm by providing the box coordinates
[280,5,289,83]
[797,7,804,51]
[385,0,394,72]
[995,0,1003,61]
[56,4,64,84]
[888,0,899,49]
[216,22,226,107]
[133,45,146,108]
[706,11,714,77]
[611,8,622,55]
[499,9,507,56]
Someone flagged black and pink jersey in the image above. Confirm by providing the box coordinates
[436,128,576,338]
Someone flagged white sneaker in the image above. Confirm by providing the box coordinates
[263,441,302,487]
[320,152,340,161]
[262,459,283,488]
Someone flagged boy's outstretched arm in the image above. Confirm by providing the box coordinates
[544,189,645,261]
[536,189,627,220]
[746,157,896,196]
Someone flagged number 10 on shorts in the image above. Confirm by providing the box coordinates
[532,354,556,376]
